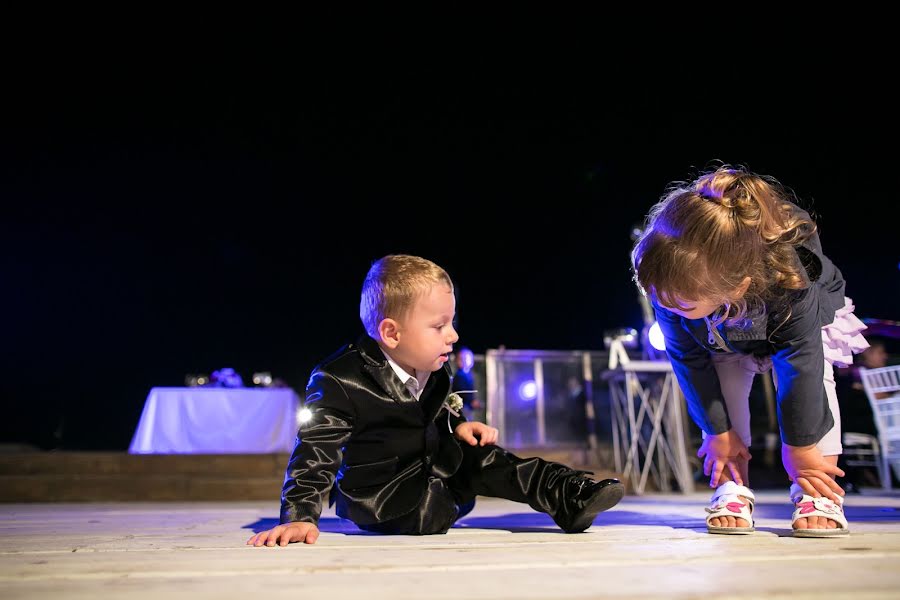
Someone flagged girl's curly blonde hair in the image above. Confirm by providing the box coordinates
[632,165,815,326]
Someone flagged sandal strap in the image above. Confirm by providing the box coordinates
[711,481,755,506]
[789,482,844,506]
[706,482,755,525]
[791,493,849,529]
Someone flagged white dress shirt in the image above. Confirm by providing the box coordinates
[381,348,431,400]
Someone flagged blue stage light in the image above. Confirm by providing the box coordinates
[518,380,537,402]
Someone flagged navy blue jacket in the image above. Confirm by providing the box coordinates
[655,212,846,446]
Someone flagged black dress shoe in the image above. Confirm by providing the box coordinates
[456,498,477,520]
[554,475,625,533]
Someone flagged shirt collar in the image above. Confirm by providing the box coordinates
[380,348,431,399]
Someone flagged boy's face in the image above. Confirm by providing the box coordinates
[385,283,459,374]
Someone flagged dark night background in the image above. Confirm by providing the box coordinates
[2,42,897,451]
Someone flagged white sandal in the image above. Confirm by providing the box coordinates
[705,481,755,535]
[790,483,849,537]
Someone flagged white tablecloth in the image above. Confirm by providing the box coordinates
[129,387,301,454]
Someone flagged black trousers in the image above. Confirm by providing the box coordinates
[357,444,579,535]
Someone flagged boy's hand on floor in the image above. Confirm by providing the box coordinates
[246,522,320,547]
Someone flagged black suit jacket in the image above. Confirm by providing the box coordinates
[280,335,467,526]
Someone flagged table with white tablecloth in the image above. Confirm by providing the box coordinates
[129,387,301,454]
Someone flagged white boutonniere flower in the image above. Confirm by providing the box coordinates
[441,391,478,432]
[442,391,476,417]
[447,393,464,416]
[442,393,464,417]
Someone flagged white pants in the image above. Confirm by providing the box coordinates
[709,349,842,456]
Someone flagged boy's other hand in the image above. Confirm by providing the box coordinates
[246,522,320,547]
[454,421,499,447]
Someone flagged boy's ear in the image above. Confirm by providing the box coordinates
[378,318,401,348]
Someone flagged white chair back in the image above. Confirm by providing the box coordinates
[859,365,900,489]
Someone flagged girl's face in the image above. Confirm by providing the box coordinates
[665,297,722,321]
[661,277,752,321]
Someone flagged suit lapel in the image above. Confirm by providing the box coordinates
[421,365,452,423]
[356,335,419,406]
[355,335,452,417]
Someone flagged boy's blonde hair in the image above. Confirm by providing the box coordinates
[360,255,454,338]
[631,165,815,326]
